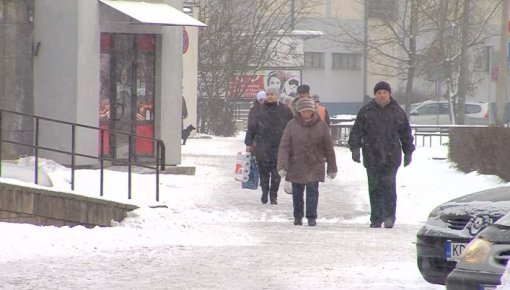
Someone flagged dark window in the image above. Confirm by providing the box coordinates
[332,53,361,70]
[304,52,324,69]
[465,104,481,114]
[367,0,398,20]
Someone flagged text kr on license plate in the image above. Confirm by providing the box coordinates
[445,240,468,260]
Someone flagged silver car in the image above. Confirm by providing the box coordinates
[446,212,510,289]
[416,186,510,285]
[410,100,490,125]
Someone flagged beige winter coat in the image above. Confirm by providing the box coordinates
[277,113,337,183]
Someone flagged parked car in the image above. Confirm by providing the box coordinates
[446,212,510,289]
[410,100,490,126]
[416,186,510,285]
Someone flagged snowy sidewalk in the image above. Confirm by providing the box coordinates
[0,134,504,289]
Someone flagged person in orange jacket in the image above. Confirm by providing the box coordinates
[312,94,331,126]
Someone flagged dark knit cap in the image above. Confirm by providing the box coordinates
[296,97,315,113]
[297,84,310,94]
[373,81,391,94]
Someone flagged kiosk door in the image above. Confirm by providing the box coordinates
[99,33,156,160]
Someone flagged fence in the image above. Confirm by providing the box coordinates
[0,108,166,201]
[329,123,485,148]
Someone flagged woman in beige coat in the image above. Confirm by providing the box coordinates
[277,98,337,226]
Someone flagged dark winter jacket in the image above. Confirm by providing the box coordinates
[244,101,264,146]
[277,113,337,183]
[348,98,415,169]
[246,102,293,163]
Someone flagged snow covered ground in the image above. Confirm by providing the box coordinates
[0,133,507,289]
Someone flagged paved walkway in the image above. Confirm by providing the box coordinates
[0,146,442,289]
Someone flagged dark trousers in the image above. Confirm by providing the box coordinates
[257,160,281,202]
[366,166,398,226]
[292,182,319,219]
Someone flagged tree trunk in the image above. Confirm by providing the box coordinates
[456,0,471,124]
[404,0,418,116]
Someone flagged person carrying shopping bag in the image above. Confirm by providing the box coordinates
[246,87,293,205]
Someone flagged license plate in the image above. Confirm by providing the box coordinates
[445,240,467,260]
[479,285,497,290]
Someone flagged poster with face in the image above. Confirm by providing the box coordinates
[229,70,301,99]
[264,70,301,100]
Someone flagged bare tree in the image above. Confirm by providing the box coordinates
[197,0,314,136]
[422,0,500,124]
[327,0,500,123]
[326,0,434,113]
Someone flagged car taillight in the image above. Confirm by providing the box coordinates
[484,111,489,119]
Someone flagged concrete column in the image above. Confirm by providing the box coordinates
[0,0,34,158]
[158,0,184,165]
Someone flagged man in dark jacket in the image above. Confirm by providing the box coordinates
[246,87,293,205]
[348,81,415,229]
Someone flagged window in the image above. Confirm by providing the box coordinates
[332,53,361,70]
[465,104,481,114]
[304,52,324,69]
[367,0,398,20]
[416,103,449,116]
[473,46,490,72]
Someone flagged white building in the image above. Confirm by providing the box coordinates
[33,0,205,166]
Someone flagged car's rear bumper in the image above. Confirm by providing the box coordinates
[416,232,471,285]
[446,268,501,290]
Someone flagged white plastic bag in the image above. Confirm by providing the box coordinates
[284,181,292,195]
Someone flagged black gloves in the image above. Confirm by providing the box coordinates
[351,149,361,163]
[404,154,412,167]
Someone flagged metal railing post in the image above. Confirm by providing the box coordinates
[71,125,76,190]
[156,141,160,202]
[34,118,39,185]
[128,134,132,199]
[100,128,104,196]
[0,111,3,176]
[160,141,166,171]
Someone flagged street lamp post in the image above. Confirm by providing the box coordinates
[363,0,368,98]
[496,0,508,125]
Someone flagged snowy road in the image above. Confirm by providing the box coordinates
[0,135,482,289]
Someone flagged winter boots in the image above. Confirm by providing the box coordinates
[370,217,395,228]
[384,217,395,228]
[261,191,268,204]
[293,218,316,226]
[269,191,277,205]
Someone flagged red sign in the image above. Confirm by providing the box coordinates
[228,75,264,98]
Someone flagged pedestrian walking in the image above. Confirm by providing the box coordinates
[245,87,294,205]
[290,84,311,115]
[312,94,331,126]
[244,90,266,145]
[277,98,337,226]
[348,81,415,229]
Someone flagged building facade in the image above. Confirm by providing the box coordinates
[30,0,204,166]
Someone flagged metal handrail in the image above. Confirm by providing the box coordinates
[0,108,166,201]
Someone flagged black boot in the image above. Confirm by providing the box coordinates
[307,218,316,226]
[294,218,302,226]
[384,217,395,228]
[261,191,268,204]
[269,192,277,205]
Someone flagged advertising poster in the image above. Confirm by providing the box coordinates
[230,70,302,99]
